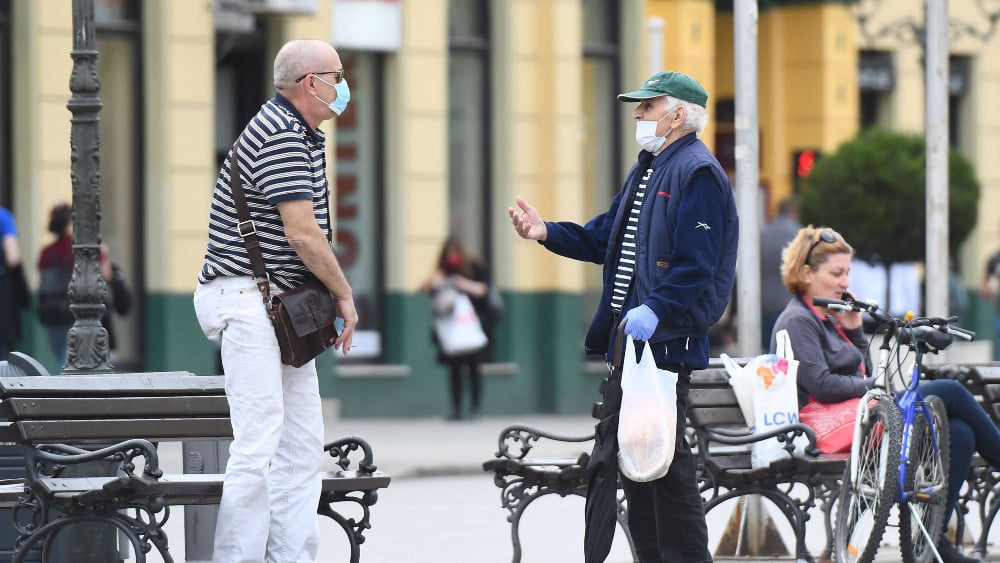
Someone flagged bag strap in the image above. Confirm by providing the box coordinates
[229,139,274,308]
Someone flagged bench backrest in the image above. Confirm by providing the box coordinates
[969,364,1000,425]
[0,373,231,444]
[687,368,746,431]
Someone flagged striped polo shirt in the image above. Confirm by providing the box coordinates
[199,94,331,291]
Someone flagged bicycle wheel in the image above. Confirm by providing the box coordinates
[899,395,950,563]
[834,398,901,563]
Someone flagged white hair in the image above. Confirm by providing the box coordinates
[664,95,709,135]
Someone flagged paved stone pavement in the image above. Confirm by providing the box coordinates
[131,413,989,562]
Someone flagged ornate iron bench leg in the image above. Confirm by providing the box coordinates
[317,489,379,563]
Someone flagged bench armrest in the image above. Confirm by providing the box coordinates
[24,439,163,479]
[492,424,594,461]
[703,423,820,457]
[32,439,163,479]
[325,436,378,473]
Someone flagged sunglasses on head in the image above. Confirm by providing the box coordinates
[804,229,839,266]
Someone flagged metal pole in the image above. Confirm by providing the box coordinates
[66,0,111,373]
[735,0,761,358]
[731,2,790,557]
[925,0,949,319]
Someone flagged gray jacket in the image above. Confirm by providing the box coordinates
[770,296,874,408]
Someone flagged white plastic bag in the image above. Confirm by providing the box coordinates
[433,291,488,356]
[750,345,803,468]
[721,353,755,427]
[617,337,678,482]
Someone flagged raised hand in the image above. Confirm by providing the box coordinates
[508,196,547,241]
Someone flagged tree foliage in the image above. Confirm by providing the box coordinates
[798,128,979,264]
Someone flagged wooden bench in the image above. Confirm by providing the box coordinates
[0,373,390,563]
[483,367,846,562]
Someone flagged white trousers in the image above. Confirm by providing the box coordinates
[194,277,325,563]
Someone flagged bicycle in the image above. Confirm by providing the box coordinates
[816,296,976,563]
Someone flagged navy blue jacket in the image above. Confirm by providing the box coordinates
[543,133,739,368]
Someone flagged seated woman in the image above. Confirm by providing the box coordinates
[770,225,1000,563]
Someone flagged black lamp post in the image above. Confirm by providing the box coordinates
[66,0,111,375]
[58,0,119,559]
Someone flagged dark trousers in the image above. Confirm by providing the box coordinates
[447,360,482,414]
[919,379,1000,523]
[620,366,712,563]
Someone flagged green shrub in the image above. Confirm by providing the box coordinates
[798,128,979,263]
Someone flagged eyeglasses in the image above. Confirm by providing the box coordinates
[294,70,346,84]
[804,229,839,266]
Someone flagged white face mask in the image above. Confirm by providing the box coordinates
[634,110,673,153]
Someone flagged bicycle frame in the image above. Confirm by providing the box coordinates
[849,321,941,499]
[846,316,946,561]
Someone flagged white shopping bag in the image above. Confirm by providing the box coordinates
[749,347,804,468]
[432,290,488,356]
[721,353,756,427]
[617,337,678,482]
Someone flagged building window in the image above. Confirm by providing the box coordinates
[335,52,386,360]
[95,0,144,370]
[447,0,491,260]
[948,56,970,149]
[581,0,621,339]
[0,0,11,208]
[858,50,894,130]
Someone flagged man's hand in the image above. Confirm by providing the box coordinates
[508,196,547,241]
[334,297,359,354]
[623,304,658,341]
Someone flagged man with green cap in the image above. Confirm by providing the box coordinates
[509,70,738,562]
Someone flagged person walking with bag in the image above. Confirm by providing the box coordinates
[420,237,494,420]
[193,39,357,563]
[510,71,738,563]
[770,226,1000,563]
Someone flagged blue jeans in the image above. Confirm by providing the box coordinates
[620,367,712,562]
[919,379,1000,523]
[993,313,1000,360]
[44,323,72,370]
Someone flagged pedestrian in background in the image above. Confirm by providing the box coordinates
[510,70,738,562]
[37,203,113,369]
[419,237,494,421]
[193,38,357,562]
[760,196,801,350]
[0,205,29,360]
[980,247,1000,360]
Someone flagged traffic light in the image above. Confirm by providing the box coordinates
[792,149,822,193]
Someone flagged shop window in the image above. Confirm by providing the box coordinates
[95,0,144,370]
[447,0,491,260]
[581,0,623,347]
[0,0,10,208]
[334,52,386,360]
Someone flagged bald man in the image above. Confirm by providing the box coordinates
[194,38,356,562]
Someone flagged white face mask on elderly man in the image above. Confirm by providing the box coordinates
[634,109,674,153]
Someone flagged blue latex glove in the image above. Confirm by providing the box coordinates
[623,304,658,341]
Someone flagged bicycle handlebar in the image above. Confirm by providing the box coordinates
[811,296,975,352]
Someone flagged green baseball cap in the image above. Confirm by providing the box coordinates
[617,71,708,108]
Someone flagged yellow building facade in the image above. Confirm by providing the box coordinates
[2,0,998,415]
